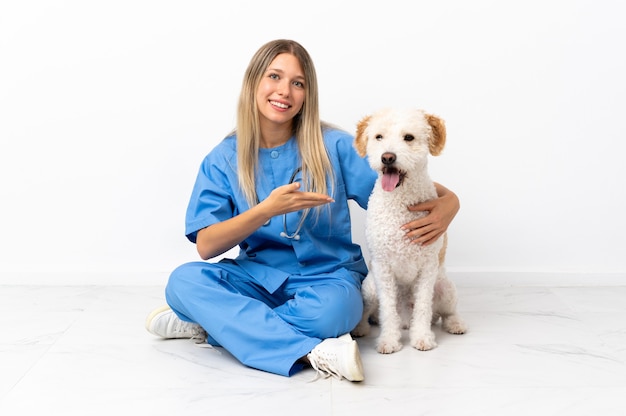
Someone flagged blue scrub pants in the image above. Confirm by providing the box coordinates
[165,260,364,377]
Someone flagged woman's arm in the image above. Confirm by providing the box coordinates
[195,182,334,260]
[401,182,460,246]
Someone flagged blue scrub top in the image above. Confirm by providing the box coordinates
[184,127,377,293]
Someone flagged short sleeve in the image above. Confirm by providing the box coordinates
[328,130,376,209]
[184,139,240,243]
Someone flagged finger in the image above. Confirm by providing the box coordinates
[403,221,436,240]
[297,191,335,203]
[298,197,334,209]
[401,217,429,232]
[286,183,332,201]
[409,229,441,246]
[408,228,426,240]
[274,182,301,197]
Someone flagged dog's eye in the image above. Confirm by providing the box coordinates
[404,134,415,142]
[375,134,383,141]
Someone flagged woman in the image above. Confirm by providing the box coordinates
[146,39,459,381]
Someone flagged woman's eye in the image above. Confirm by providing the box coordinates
[269,73,279,80]
[404,134,415,142]
[375,134,383,141]
[293,80,304,88]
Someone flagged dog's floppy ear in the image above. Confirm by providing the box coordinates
[354,115,371,157]
[426,113,446,156]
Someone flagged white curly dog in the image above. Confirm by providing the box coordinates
[351,108,466,354]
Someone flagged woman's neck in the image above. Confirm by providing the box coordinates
[259,121,293,148]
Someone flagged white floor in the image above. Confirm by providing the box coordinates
[1,279,626,416]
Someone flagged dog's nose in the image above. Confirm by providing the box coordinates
[381,152,396,166]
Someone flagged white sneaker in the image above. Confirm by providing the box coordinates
[307,333,364,381]
[145,305,207,341]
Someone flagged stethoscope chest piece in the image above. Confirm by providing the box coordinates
[279,231,300,240]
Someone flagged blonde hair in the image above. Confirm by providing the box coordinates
[234,39,334,210]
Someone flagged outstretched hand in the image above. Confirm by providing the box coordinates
[264,182,334,217]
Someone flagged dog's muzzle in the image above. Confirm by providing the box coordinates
[380,152,405,191]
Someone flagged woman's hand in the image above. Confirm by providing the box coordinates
[401,183,460,246]
[263,182,334,217]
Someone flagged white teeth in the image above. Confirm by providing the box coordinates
[270,101,289,109]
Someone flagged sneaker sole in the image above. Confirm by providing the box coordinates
[145,305,172,334]
[347,341,365,382]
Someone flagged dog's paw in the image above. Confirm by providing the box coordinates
[376,338,403,354]
[411,332,437,351]
[442,315,467,335]
[351,321,371,337]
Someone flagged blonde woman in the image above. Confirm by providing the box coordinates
[146,39,460,381]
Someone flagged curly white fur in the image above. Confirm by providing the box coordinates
[351,108,467,354]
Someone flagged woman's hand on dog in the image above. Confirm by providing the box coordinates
[403,183,460,246]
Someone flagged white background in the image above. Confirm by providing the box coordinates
[1,0,625,285]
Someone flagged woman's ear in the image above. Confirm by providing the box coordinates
[426,113,446,156]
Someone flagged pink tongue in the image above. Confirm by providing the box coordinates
[381,172,400,191]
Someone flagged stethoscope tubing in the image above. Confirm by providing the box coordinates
[260,167,306,240]
[280,167,304,240]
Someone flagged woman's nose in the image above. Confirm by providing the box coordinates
[276,80,290,96]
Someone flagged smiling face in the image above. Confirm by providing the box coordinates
[255,53,306,136]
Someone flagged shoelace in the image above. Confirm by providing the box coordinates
[307,352,343,381]
[189,326,207,343]
[189,327,222,353]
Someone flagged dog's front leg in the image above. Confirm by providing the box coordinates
[372,262,403,354]
[409,264,438,351]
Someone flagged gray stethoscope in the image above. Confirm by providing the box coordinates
[263,167,306,240]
